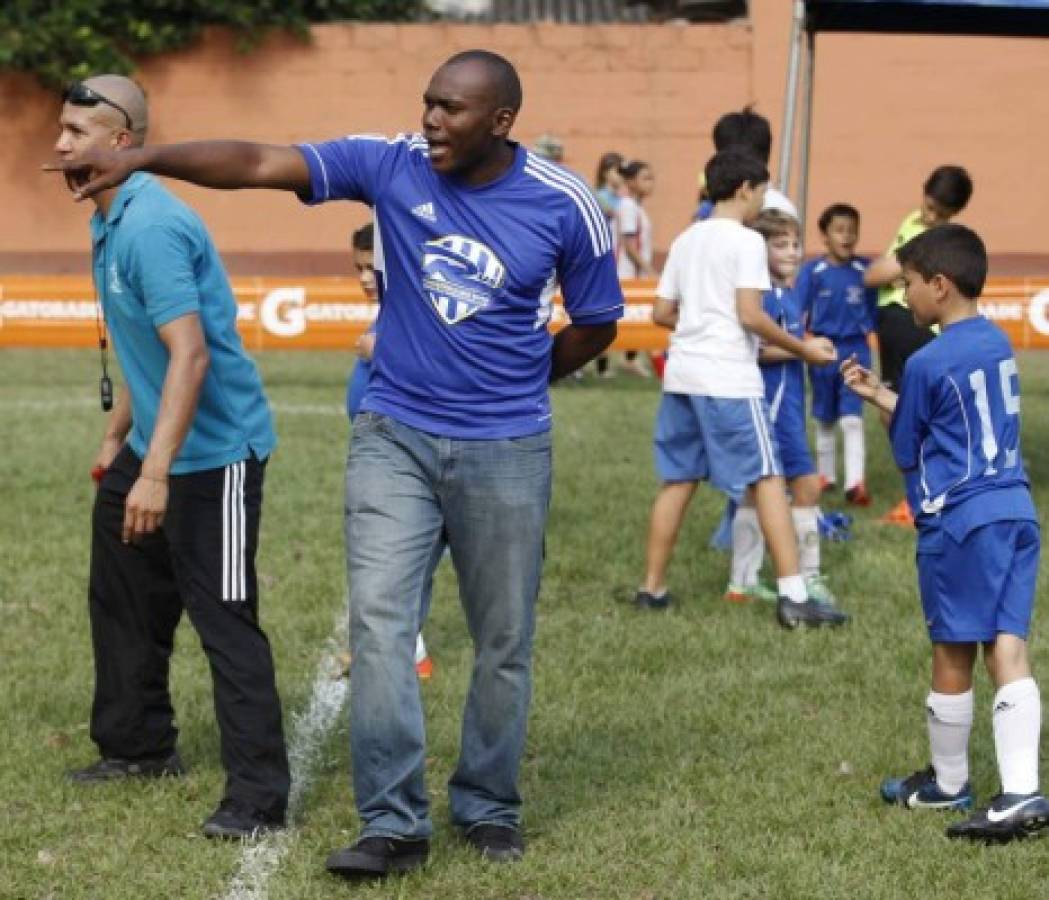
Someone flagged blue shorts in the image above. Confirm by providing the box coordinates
[917,519,1040,642]
[809,335,869,423]
[773,407,816,480]
[654,393,782,500]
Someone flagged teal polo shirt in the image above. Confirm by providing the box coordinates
[91,173,275,474]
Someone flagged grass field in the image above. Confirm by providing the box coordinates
[3,348,1049,899]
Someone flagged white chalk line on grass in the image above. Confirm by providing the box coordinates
[224,610,349,900]
[0,397,344,416]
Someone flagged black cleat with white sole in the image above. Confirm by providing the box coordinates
[776,596,849,629]
[946,792,1049,843]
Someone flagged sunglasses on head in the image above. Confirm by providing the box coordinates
[63,82,133,131]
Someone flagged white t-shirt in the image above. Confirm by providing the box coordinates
[616,196,653,279]
[657,217,771,398]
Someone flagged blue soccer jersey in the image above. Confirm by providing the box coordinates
[889,316,1036,534]
[297,134,624,438]
[760,285,805,423]
[796,256,878,339]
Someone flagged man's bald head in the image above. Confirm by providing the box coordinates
[79,75,148,144]
[438,50,522,113]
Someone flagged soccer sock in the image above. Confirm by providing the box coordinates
[993,677,1041,795]
[841,415,865,490]
[791,506,820,580]
[777,574,808,604]
[816,422,837,485]
[415,632,428,664]
[927,689,973,796]
[730,506,765,587]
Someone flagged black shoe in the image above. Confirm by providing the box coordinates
[325,835,430,878]
[635,589,672,611]
[202,798,285,840]
[946,792,1049,843]
[67,751,186,783]
[776,595,849,629]
[464,823,525,863]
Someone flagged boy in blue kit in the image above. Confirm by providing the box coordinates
[794,204,877,504]
[725,210,837,607]
[635,149,847,630]
[843,224,1048,842]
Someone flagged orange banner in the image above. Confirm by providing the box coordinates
[3,276,1049,352]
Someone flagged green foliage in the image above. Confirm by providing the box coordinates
[0,0,420,90]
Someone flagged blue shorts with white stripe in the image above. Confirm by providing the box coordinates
[653,393,783,499]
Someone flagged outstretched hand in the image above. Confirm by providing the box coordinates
[840,353,881,401]
[43,148,142,201]
[801,336,837,366]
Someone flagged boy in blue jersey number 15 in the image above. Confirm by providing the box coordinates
[794,204,878,504]
[842,224,1048,843]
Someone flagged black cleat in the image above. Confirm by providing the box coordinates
[777,596,849,629]
[67,751,186,783]
[202,798,285,840]
[326,835,430,878]
[464,823,525,863]
[635,589,672,611]
[946,792,1049,843]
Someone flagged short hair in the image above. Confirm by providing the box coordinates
[923,165,973,213]
[896,223,987,299]
[712,106,772,164]
[442,49,523,113]
[704,149,769,203]
[620,160,650,181]
[817,203,860,233]
[351,222,374,252]
[751,209,800,242]
[595,151,623,188]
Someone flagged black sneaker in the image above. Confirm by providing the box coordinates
[201,798,285,840]
[325,835,430,878]
[776,595,849,629]
[635,589,672,611]
[946,792,1049,843]
[67,751,186,783]
[464,823,525,863]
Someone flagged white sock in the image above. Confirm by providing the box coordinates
[927,689,974,795]
[791,506,820,580]
[730,506,765,586]
[415,632,428,663]
[816,422,836,485]
[777,574,808,604]
[993,677,1041,795]
[841,415,865,490]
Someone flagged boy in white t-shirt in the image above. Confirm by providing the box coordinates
[635,149,849,629]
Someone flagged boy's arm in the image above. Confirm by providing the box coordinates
[652,297,678,330]
[841,353,897,424]
[864,253,901,288]
[737,289,835,365]
[759,345,798,364]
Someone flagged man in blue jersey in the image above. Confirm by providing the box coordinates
[52,51,623,874]
[794,204,878,504]
[843,224,1048,843]
[53,75,290,839]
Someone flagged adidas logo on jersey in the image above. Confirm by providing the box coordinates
[412,201,436,223]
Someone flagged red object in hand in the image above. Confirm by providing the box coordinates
[91,465,107,484]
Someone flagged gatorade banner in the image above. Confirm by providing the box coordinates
[2,275,1049,351]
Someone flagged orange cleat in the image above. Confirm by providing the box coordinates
[844,482,872,507]
[879,498,914,527]
[415,655,434,680]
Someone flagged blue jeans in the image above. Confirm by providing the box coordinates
[345,413,552,839]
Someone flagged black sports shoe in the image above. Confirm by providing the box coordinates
[67,751,186,783]
[946,792,1049,843]
[202,798,285,840]
[464,823,525,862]
[880,765,973,810]
[776,595,849,629]
[635,589,672,611]
[325,836,430,878]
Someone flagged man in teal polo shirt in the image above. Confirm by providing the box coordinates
[55,75,289,839]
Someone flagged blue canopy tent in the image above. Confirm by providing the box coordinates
[778,0,1049,229]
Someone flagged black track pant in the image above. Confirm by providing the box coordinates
[876,303,936,390]
[88,445,290,820]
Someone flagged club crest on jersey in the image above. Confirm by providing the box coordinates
[421,234,507,325]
